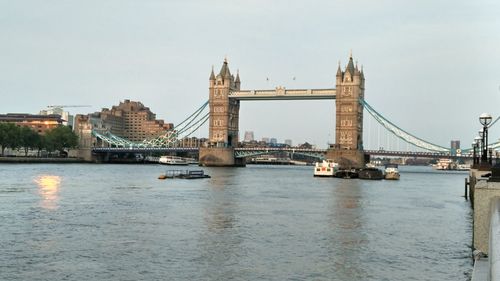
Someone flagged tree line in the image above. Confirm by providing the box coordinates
[0,123,78,157]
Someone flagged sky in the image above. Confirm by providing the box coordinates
[1,0,499,149]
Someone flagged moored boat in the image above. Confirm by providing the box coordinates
[358,167,384,180]
[384,164,400,180]
[159,156,189,165]
[433,158,456,170]
[456,164,471,171]
[334,169,359,179]
[314,159,339,177]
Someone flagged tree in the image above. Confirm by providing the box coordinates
[0,123,7,156]
[44,126,78,156]
[0,123,21,156]
[19,126,41,156]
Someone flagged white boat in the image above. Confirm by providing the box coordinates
[159,156,189,165]
[434,158,456,170]
[457,163,471,171]
[384,164,400,180]
[314,160,339,177]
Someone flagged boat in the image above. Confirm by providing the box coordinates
[314,159,339,177]
[334,169,359,179]
[384,164,400,180]
[433,158,456,170]
[457,163,471,171]
[159,169,211,179]
[158,156,189,165]
[358,167,384,180]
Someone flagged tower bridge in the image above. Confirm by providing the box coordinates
[86,53,499,164]
[200,54,365,168]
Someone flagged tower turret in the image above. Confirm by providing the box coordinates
[235,70,241,90]
[209,66,216,87]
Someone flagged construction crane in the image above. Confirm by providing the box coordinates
[47,105,92,109]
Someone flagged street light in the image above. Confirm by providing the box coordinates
[472,142,478,167]
[479,113,493,127]
[474,135,483,164]
[479,113,493,168]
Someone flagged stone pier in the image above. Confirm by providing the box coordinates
[199,147,245,167]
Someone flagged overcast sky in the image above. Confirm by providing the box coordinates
[1,0,499,149]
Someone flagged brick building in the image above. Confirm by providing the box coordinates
[87,100,173,142]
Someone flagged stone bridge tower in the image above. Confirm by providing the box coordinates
[326,53,366,168]
[199,59,245,166]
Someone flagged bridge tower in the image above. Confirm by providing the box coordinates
[199,59,245,166]
[326,53,367,168]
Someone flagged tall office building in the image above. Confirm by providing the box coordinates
[40,107,73,127]
[450,140,461,156]
[451,140,460,150]
[243,131,254,142]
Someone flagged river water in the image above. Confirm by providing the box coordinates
[0,164,472,280]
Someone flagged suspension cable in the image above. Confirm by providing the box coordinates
[361,100,449,152]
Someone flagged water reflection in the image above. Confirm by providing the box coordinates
[329,180,368,279]
[34,175,61,210]
[198,168,243,280]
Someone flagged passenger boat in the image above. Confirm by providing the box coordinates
[433,158,456,170]
[159,169,211,179]
[313,160,339,177]
[384,164,400,180]
[158,156,189,165]
[358,167,384,180]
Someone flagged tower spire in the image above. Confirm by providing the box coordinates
[209,65,215,80]
[218,57,231,78]
[346,54,355,75]
[235,69,240,83]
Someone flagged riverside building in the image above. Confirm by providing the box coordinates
[77,99,173,142]
[0,113,64,135]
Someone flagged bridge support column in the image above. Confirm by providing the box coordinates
[77,148,93,162]
[199,147,245,167]
[325,148,367,169]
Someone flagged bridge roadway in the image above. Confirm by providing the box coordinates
[229,88,336,100]
[92,147,470,159]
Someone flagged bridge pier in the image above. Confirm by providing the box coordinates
[325,148,367,169]
[199,147,245,167]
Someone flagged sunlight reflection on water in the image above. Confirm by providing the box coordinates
[34,175,61,210]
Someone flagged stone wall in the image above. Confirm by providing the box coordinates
[474,180,500,254]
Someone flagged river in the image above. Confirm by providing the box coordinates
[0,164,472,280]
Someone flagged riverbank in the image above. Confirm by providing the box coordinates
[0,157,86,163]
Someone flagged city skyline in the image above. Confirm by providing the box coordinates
[1,0,499,149]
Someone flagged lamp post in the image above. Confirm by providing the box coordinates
[479,113,493,169]
[472,142,478,167]
[475,136,482,166]
[478,130,484,160]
